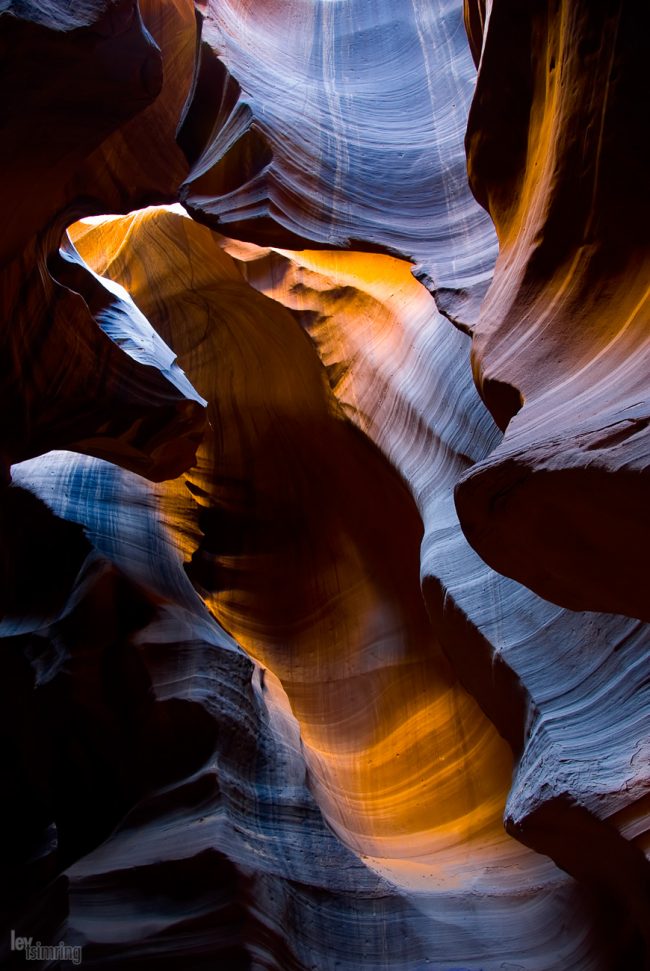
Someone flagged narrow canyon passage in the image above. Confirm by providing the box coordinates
[2,0,647,966]
[71,207,515,882]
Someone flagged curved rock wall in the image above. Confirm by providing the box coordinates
[1,1,648,969]
[0,0,205,485]
[180,0,498,326]
[457,0,650,622]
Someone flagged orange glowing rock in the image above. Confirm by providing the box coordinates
[457,0,650,622]
[0,1,205,483]
[2,0,648,967]
[71,207,637,966]
[72,210,513,874]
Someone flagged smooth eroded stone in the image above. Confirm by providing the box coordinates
[0,0,161,264]
[0,0,205,482]
[0,227,205,480]
[206,220,650,961]
[7,453,443,971]
[68,206,641,968]
[456,0,650,621]
[179,0,498,329]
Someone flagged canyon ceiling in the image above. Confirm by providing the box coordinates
[0,1,648,969]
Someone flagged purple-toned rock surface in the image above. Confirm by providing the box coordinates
[1,1,648,969]
[456,0,650,623]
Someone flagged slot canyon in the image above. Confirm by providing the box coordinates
[0,1,648,969]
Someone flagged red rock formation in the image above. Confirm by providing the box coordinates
[0,0,205,485]
[0,0,161,264]
[1,1,648,969]
[179,0,498,327]
[71,211,517,882]
[203,222,650,966]
[457,0,650,622]
[70,206,648,967]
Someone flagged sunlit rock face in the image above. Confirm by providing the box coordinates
[68,207,647,968]
[189,225,650,948]
[69,213,516,877]
[180,0,498,327]
[7,451,447,971]
[0,0,205,485]
[457,0,650,622]
[1,1,648,970]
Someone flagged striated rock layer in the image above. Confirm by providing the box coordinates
[193,223,650,962]
[70,211,517,878]
[5,449,450,971]
[0,0,206,485]
[70,206,649,967]
[457,0,650,621]
[179,0,498,326]
[1,0,648,969]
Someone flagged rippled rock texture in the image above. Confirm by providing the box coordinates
[179,0,499,326]
[457,0,650,622]
[0,0,205,487]
[1,2,648,970]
